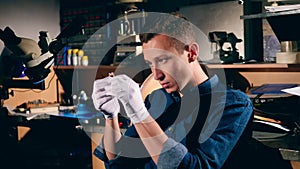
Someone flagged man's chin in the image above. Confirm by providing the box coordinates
[164,87,177,94]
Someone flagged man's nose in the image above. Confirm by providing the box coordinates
[152,68,163,81]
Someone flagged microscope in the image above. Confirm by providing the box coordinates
[0,16,85,102]
[0,27,54,101]
[208,31,243,63]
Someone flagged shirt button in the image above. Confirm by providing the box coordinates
[168,127,172,132]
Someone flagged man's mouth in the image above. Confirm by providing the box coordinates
[161,82,169,88]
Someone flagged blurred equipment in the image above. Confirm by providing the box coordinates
[48,16,85,55]
[114,35,142,65]
[115,0,146,13]
[248,84,300,135]
[209,31,243,63]
[0,16,85,101]
[267,0,300,6]
[0,27,53,84]
[0,27,52,101]
[276,41,300,63]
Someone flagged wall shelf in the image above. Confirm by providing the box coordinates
[241,9,300,42]
[241,8,300,19]
[204,63,300,72]
[53,65,115,70]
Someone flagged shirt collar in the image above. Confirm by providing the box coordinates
[188,74,219,94]
[169,75,219,100]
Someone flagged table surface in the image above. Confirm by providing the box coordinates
[11,107,300,162]
[253,131,300,161]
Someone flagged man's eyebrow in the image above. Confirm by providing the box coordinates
[144,59,151,63]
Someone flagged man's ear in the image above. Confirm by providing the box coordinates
[188,43,199,63]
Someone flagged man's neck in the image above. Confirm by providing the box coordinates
[179,63,208,95]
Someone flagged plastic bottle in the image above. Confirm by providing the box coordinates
[67,49,72,65]
[77,50,84,66]
[72,49,79,66]
[77,90,89,115]
[82,55,89,66]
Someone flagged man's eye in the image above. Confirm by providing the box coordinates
[157,58,169,64]
[145,61,153,67]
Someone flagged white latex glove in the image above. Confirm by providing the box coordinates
[92,77,120,119]
[109,74,149,124]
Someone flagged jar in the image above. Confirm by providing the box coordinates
[82,56,89,66]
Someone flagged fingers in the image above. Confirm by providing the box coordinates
[93,76,112,90]
[92,77,114,110]
[92,74,148,122]
[92,94,113,110]
[110,75,139,92]
[92,74,140,106]
[101,98,120,114]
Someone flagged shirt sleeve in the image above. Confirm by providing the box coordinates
[93,128,152,169]
[157,138,188,168]
[92,92,161,168]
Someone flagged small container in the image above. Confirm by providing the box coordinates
[72,49,79,66]
[82,55,89,66]
[77,50,84,66]
[67,49,72,65]
[281,41,298,52]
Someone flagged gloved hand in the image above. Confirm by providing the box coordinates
[109,74,150,124]
[0,27,21,46]
[92,77,120,119]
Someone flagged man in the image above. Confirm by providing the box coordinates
[92,13,292,169]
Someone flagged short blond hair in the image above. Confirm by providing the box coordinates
[139,12,195,54]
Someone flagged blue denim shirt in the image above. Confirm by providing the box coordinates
[94,75,253,169]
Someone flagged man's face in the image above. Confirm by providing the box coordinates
[142,35,193,93]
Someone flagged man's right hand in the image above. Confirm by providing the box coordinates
[92,77,120,119]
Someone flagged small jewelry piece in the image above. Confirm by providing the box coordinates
[108,72,115,77]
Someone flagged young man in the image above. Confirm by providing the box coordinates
[92,13,292,169]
